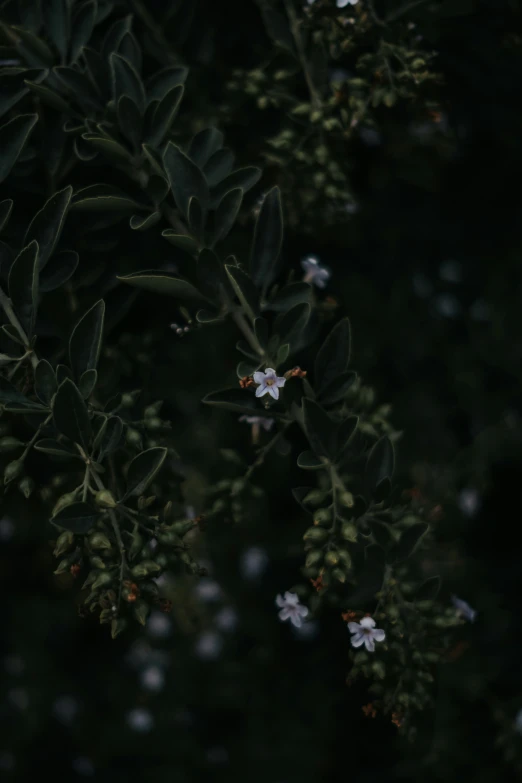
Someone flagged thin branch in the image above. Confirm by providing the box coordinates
[283,0,322,109]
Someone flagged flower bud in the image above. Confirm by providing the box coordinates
[303,526,329,543]
[305,550,323,569]
[341,521,358,542]
[4,459,23,484]
[111,618,127,638]
[52,491,78,517]
[325,550,339,567]
[172,519,195,536]
[89,532,112,550]
[338,549,352,569]
[95,489,117,508]
[92,572,112,590]
[314,508,331,526]
[133,599,149,626]
[332,567,346,583]
[54,530,74,557]
[18,476,34,498]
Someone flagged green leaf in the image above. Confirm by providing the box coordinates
[274,302,310,346]
[56,364,72,384]
[297,451,325,470]
[129,212,161,231]
[119,32,142,74]
[254,317,269,349]
[250,186,283,290]
[101,13,132,60]
[0,376,33,406]
[370,519,394,551]
[70,0,97,62]
[42,0,70,62]
[8,240,39,337]
[11,26,54,67]
[163,141,209,219]
[110,52,145,112]
[34,438,78,458]
[24,79,70,111]
[53,378,91,448]
[0,114,38,183]
[415,575,441,601]
[203,148,235,186]
[97,415,123,460]
[211,167,261,207]
[302,398,337,460]
[276,343,290,364]
[54,65,100,107]
[197,248,231,301]
[394,522,429,562]
[0,200,13,233]
[52,501,98,534]
[81,134,133,163]
[79,368,97,399]
[203,388,279,417]
[0,68,45,119]
[117,94,142,150]
[317,371,357,406]
[236,360,258,378]
[315,317,351,394]
[69,299,105,380]
[39,249,78,292]
[71,184,140,212]
[122,447,167,500]
[118,271,207,303]
[23,185,72,270]
[160,230,198,254]
[145,65,188,103]
[212,187,243,245]
[188,128,224,167]
[225,264,259,321]
[34,359,57,404]
[187,195,205,238]
[365,436,395,496]
[146,84,183,147]
[336,415,358,460]
[268,282,312,312]
[260,7,296,54]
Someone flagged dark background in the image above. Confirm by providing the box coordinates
[1,0,522,780]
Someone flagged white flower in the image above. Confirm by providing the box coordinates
[458,488,480,518]
[215,606,238,632]
[195,631,223,660]
[253,368,286,400]
[514,708,522,735]
[276,592,309,628]
[301,255,331,289]
[337,0,359,7]
[126,707,154,733]
[240,546,269,580]
[348,616,385,652]
[239,415,275,431]
[141,665,165,692]
[451,595,477,623]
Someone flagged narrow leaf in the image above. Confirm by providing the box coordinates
[53,378,91,448]
[69,299,105,379]
[0,114,38,183]
[24,185,72,270]
[8,240,39,337]
[250,186,283,289]
[122,447,167,500]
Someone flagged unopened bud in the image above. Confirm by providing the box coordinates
[89,532,112,550]
[95,489,117,508]
[4,459,23,484]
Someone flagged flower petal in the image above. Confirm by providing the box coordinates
[364,636,376,652]
[360,616,376,629]
[264,368,276,376]
[268,385,279,400]
[298,605,309,618]
[284,591,299,605]
[255,383,267,397]
[290,614,302,628]
[350,632,365,648]
[275,594,285,607]
[253,372,265,385]
[275,376,286,388]
[373,629,385,643]
[278,608,292,621]
[347,622,361,633]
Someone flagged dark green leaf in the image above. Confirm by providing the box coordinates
[54,65,99,107]
[212,187,243,245]
[374,477,392,503]
[81,134,133,163]
[110,52,145,112]
[24,79,70,111]
[122,447,167,500]
[39,249,78,292]
[56,364,72,384]
[370,519,394,551]
[236,360,258,378]
[34,438,78,458]
[250,186,283,290]
[0,376,32,406]
[52,501,98,534]
[0,68,45,119]
[276,343,290,364]
[42,0,70,62]
[101,15,132,61]
[0,200,13,233]
[188,195,205,238]
[188,128,223,168]
[116,94,142,150]
[415,575,441,601]
[203,148,234,186]
[34,359,57,404]
[303,398,337,459]
[79,368,97,398]
[117,271,207,303]
[291,487,315,514]
[145,65,188,103]
[97,415,123,460]
[12,25,54,67]
[254,317,269,349]
[70,0,97,62]
[119,32,142,74]
[268,282,312,312]
[336,415,359,459]
[260,7,296,54]
[146,84,183,147]
[71,184,140,212]
[161,231,198,254]
[129,212,161,231]
[297,451,325,470]
[315,317,351,394]
[274,302,310,346]
[0,114,38,183]
[163,141,209,219]
[53,378,91,448]
[394,522,429,562]
[69,299,105,380]
[197,248,231,301]
[211,167,261,207]
[24,185,72,270]
[225,263,259,321]
[317,371,357,406]
[203,388,280,417]
[365,436,395,496]
[8,240,39,337]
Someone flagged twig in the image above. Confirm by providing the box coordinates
[283,0,322,109]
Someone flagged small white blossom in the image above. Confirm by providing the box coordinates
[458,488,480,518]
[337,0,359,7]
[240,546,269,580]
[196,578,222,602]
[141,665,165,692]
[215,606,238,632]
[126,707,154,733]
[301,255,331,289]
[53,695,78,724]
[253,368,286,400]
[348,616,385,652]
[276,592,309,628]
[146,610,172,639]
[195,631,223,660]
[451,595,477,623]
[239,415,275,431]
[514,708,522,735]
